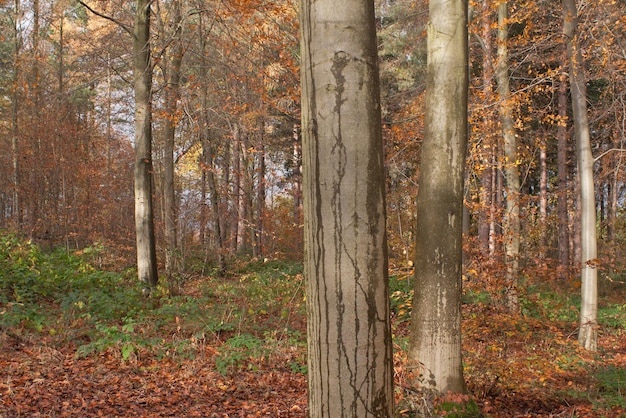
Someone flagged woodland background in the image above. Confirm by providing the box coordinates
[0,0,625,416]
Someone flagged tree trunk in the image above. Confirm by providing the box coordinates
[163,0,183,283]
[231,123,242,253]
[607,130,621,243]
[408,0,468,395]
[201,134,227,277]
[562,0,598,351]
[478,0,494,257]
[557,71,570,278]
[300,0,394,414]
[292,124,303,225]
[253,121,265,258]
[497,0,520,312]
[133,0,158,289]
[11,0,21,232]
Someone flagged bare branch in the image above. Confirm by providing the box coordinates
[76,1,133,36]
[594,148,626,163]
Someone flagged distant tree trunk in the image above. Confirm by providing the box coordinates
[497,0,520,312]
[539,139,548,228]
[253,121,265,258]
[607,130,621,243]
[562,0,598,351]
[200,133,226,276]
[408,0,468,395]
[231,123,242,253]
[11,0,21,232]
[162,0,183,283]
[239,133,252,254]
[478,0,493,257]
[557,71,570,278]
[133,0,158,289]
[292,124,302,224]
[300,0,394,414]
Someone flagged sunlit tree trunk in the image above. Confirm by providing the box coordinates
[408,0,468,395]
[496,0,520,312]
[134,0,158,288]
[562,0,598,351]
[300,0,394,414]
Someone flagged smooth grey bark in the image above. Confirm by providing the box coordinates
[496,0,520,312]
[562,0,598,351]
[408,0,468,394]
[300,0,394,415]
[162,0,183,283]
[134,0,158,288]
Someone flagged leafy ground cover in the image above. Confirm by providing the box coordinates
[1,235,625,417]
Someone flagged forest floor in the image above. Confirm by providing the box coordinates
[1,239,625,417]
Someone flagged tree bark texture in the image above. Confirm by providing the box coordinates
[300,0,394,415]
[11,0,21,232]
[163,0,183,282]
[408,0,468,395]
[478,0,494,258]
[496,0,520,312]
[562,0,598,351]
[134,0,158,288]
[557,71,570,278]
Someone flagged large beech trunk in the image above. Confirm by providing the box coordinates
[408,0,469,395]
[133,0,158,288]
[300,0,394,414]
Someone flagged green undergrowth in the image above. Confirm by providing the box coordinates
[0,234,307,372]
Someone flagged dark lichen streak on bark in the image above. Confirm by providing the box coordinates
[299,3,330,412]
[329,50,354,412]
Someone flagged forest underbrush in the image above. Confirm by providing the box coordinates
[1,235,625,417]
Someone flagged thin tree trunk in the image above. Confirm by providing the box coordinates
[11,0,21,232]
[300,0,394,414]
[163,0,183,283]
[292,124,302,225]
[201,134,226,276]
[254,122,265,258]
[231,123,241,253]
[408,0,468,395]
[562,0,598,351]
[557,71,570,278]
[497,0,520,312]
[134,0,158,289]
[607,130,621,243]
[478,0,493,257]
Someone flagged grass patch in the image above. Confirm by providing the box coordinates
[0,234,307,365]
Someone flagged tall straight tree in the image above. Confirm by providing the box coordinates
[10,0,21,232]
[159,0,184,283]
[408,0,468,394]
[496,0,520,312]
[76,1,157,286]
[134,0,158,288]
[562,0,598,351]
[299,0,394,415]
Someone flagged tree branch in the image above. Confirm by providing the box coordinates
[594,148,626,163]
[76,1,133,36]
